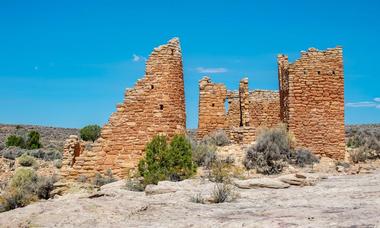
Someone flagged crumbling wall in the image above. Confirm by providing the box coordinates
[62,38,186,179]
[249,90,280,129]
[226,91,240,127]
[197,77,279,144]
[239,78,251,127]
[197,77,227,139]
[278,47,345,159]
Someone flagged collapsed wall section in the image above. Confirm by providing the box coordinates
[278,47,345,159]
[62,38,186,179]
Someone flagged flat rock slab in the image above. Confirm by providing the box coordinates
[1,171,380,227]
[234,178,290,189]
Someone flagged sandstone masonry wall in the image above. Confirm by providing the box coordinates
[278,47,345,159]
[249,90,280,129]
[197,77,228,139]
[197,77,280,143]
[62,38,186,179]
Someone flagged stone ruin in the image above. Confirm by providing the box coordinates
[278,47,345,159]
[61,38,186,179]
[62,38,345,180]
[198,47,345,160]
[197,77,280,144]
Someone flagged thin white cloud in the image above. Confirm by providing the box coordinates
[377,105,380,109]
[132,54,146,62]
[346,101,377,108]
[196,67,228,74]
[374,97,380,102]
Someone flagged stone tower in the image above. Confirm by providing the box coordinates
[278,47,345,159]
[62,38,186,179]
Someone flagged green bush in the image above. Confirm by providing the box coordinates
[138,135,196,185]
[17,154,37,167]
[80,125,101,142]
[244,125,293,175]
[5,135,25,148]
[25,131,42,149]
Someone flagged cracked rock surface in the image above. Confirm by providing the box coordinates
[1,171,380,227]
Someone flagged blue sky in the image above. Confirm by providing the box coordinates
[0,0,379,129]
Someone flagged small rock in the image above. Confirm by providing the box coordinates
[278,174,318,186]
[336,165,345,172]
[295,173,307,179]
[145,182,178,195]
[53,182,69,188]
[233,178,290,189]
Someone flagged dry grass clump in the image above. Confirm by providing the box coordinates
[211,183,237,203]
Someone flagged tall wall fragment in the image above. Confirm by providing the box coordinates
[278,47,345,159]
[62,38,186,179]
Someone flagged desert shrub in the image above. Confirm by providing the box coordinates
[17,153,37,167]
[36,175,58,199]
[191,141,217,169]
[26,149,61,161]
[42,150,62,160]
[80,125,101,142]
[125,179,145,192]
[244,125,293,175]
[5,135,25,148]
[93,169,116,187]
[202,130,230,146]
[54,159,62,168]
[25,131,42,149]
[138,135,196,185]
[350,147,369,163]
[0,187,37,212]
[1,147,26,160]
[208,160,231,183]
[0,168,58,212]
[10,168,38,190]
[211,183,236,203]
[346,125,380,160]
[190,193,205,204]
[222,155,235,165]
[293,149,319,167]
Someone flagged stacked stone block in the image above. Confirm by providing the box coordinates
[278,47,345,159]
[197,76,228,139]
[62,38,186,179]
[197,77,280,143]
[249,90,280,129]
